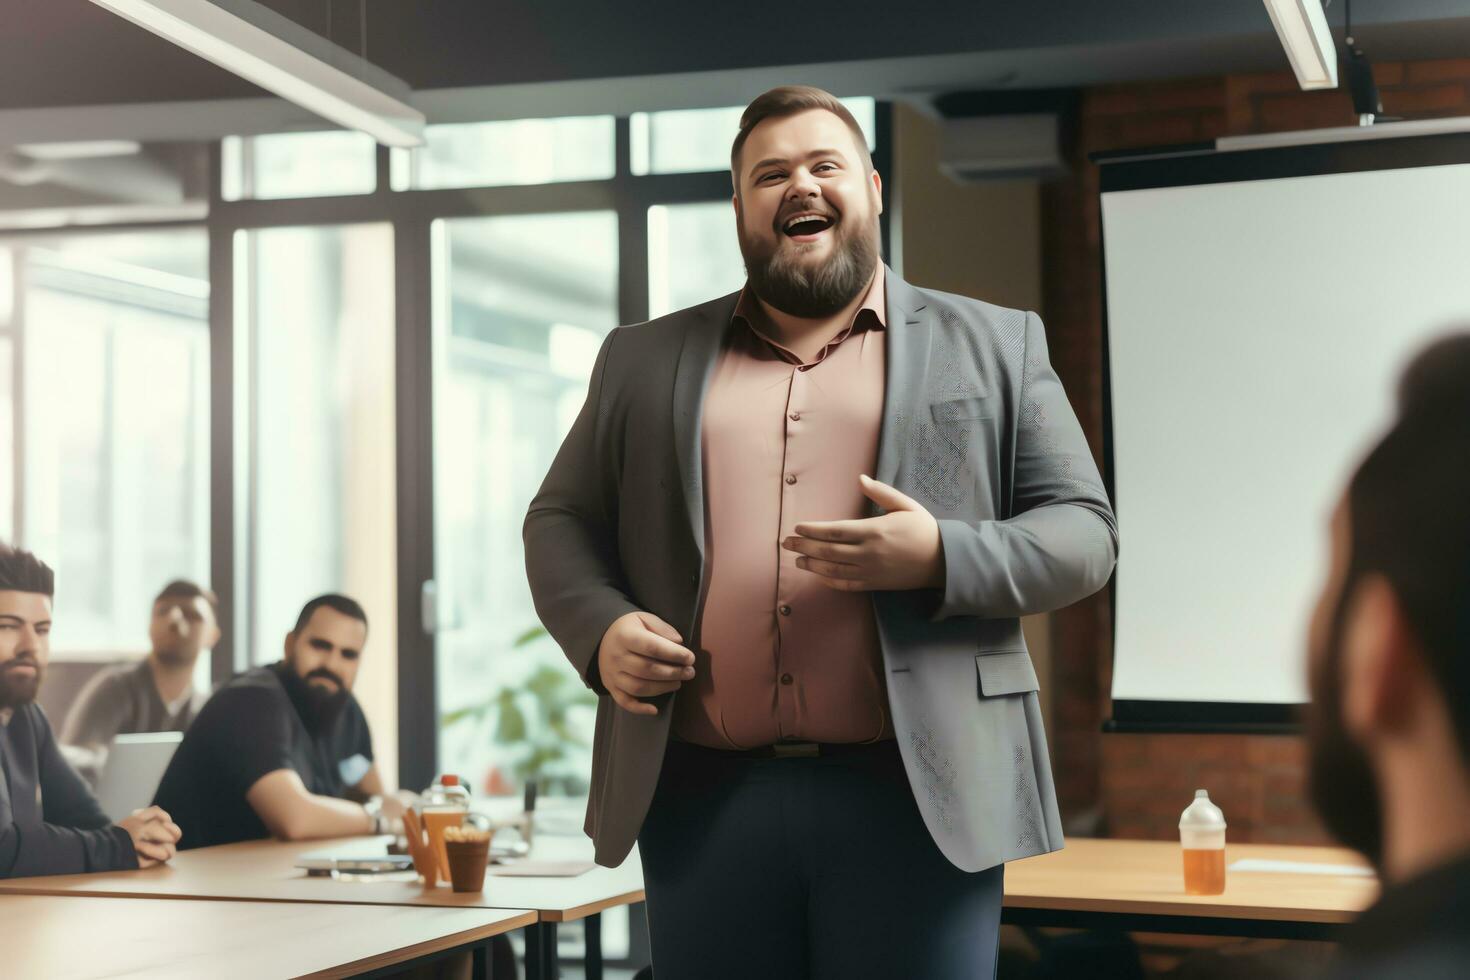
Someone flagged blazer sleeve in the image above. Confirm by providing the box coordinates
[523,327,641,694]
[932,311,1118,620]
[0,711,138,879]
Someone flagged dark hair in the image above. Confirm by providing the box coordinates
[292,593,369,636]
[730,85,873,187]
[0,543,54,597]
[155,579,220,620]
[1346,331,1470,764]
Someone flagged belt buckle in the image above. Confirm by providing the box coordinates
[771,741,819,758]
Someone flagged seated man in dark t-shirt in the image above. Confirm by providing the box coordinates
[154,593,413,849]
[1,543,182,878]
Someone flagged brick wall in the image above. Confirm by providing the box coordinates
[1040,59,1470,844]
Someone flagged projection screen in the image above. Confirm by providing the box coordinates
[1099,129,1470,729]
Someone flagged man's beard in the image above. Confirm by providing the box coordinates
[0,657,42,709]
[154,644,196,669]
[1306,572,1385,866]
[281,665,350,735]
[738,199,880,319]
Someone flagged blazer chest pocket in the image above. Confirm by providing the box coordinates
[975,650,1039,697]
[930,393,993,423]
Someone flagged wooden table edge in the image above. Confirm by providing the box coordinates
[298,908,538,980]
[1002,894,1357,924]
[538,888,647,922]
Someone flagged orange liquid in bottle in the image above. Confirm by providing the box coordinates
[1182,847,1226,895]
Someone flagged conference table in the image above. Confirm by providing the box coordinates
[0,832,643,980]
[1002,837,1378,940]
[0,893,534,980]
[1,833,1375,976]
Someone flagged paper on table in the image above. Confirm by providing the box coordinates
[490,860,596,877]
[1228,858,1374,877]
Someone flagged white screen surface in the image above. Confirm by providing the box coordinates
[1103,159,1470,706]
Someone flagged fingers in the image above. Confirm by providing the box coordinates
[141,819,182,844]
[135,838,175,864]
[628,631,695,666]
[781,535,862,563]
[616,672,683,698]
[609,687,659,717]
[791,519,873,543]
[636,612,684,644]
[859,474,920,511]
[794,555,864,582]
[131,806,170,823]
[620,654,695,683]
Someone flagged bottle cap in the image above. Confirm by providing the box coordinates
[1179,789,1226,830]
[441,774,460,786]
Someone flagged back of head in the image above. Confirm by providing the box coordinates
[0,543,55,597]
[1348,331,1470,763]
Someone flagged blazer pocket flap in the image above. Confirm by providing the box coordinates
[929,394,992,423]
[975,650,1039,697]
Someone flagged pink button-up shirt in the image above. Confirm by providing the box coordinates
[674,268,895,749]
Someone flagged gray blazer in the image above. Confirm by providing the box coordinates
[524,267,1118,872]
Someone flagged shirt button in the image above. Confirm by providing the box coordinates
[778,604,792,616]
[780,673,793,685]
[789,411,801,422]
[785,474,797,485]
[798,365,809,372]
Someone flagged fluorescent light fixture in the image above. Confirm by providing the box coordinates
[1262,0,1339,90]
[86,0,425,146]
[15,140,143,160]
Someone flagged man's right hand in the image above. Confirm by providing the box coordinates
[597,611,696,716]
[117,805,182,868]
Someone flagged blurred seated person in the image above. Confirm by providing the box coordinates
[0,543,182,878]
[61,579,218,784]
[153,593,413,849]
[1306,333,1470,980]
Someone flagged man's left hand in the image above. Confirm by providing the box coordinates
[781,475,945,592]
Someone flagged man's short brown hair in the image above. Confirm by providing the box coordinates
[730,86,873,187]
[155,579,219,621]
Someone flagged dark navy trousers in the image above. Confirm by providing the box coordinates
[636,738,1003,980]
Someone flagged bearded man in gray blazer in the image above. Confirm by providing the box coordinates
[525,85,1117,979]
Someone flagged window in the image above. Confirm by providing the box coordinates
[390,117,616,191]
[432,211,619,797]
[236,221,399,777]
[630,97,877,176]
[222,131,378,201]
[9,231,210,654]
[648,201,746,319]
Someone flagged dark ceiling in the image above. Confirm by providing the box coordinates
[4,0,1470,114]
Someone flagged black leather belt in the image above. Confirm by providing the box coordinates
[669,737,896,759]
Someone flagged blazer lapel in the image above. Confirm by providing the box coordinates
[671,291,739,560]
[874,268,932,494]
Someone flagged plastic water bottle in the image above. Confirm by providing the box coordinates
[1179,789,1227,895]
[420,774,471,880]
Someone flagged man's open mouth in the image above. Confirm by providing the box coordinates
[781,212,836,240]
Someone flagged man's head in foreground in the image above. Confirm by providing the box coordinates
[282,593,368,734]
[730,85,883,319]
[0,544,54,710]
[1306,333,1470,878]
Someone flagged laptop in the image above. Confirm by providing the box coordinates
[95,731,183,823]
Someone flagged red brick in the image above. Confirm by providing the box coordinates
[1383,83,1470,116]
[1094,113,1203,151]
[1195,108,1229,141]
[1255,91,1356,131]
[1371,62,1405,87]
[1404,59,1470,84]
[1086,89,1146,117]
[1135,81,1227,114]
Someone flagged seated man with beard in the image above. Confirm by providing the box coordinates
[1,543,182,877]
[153,594,411,849]
[1306,333,1470,980]
[61,579,219,785]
